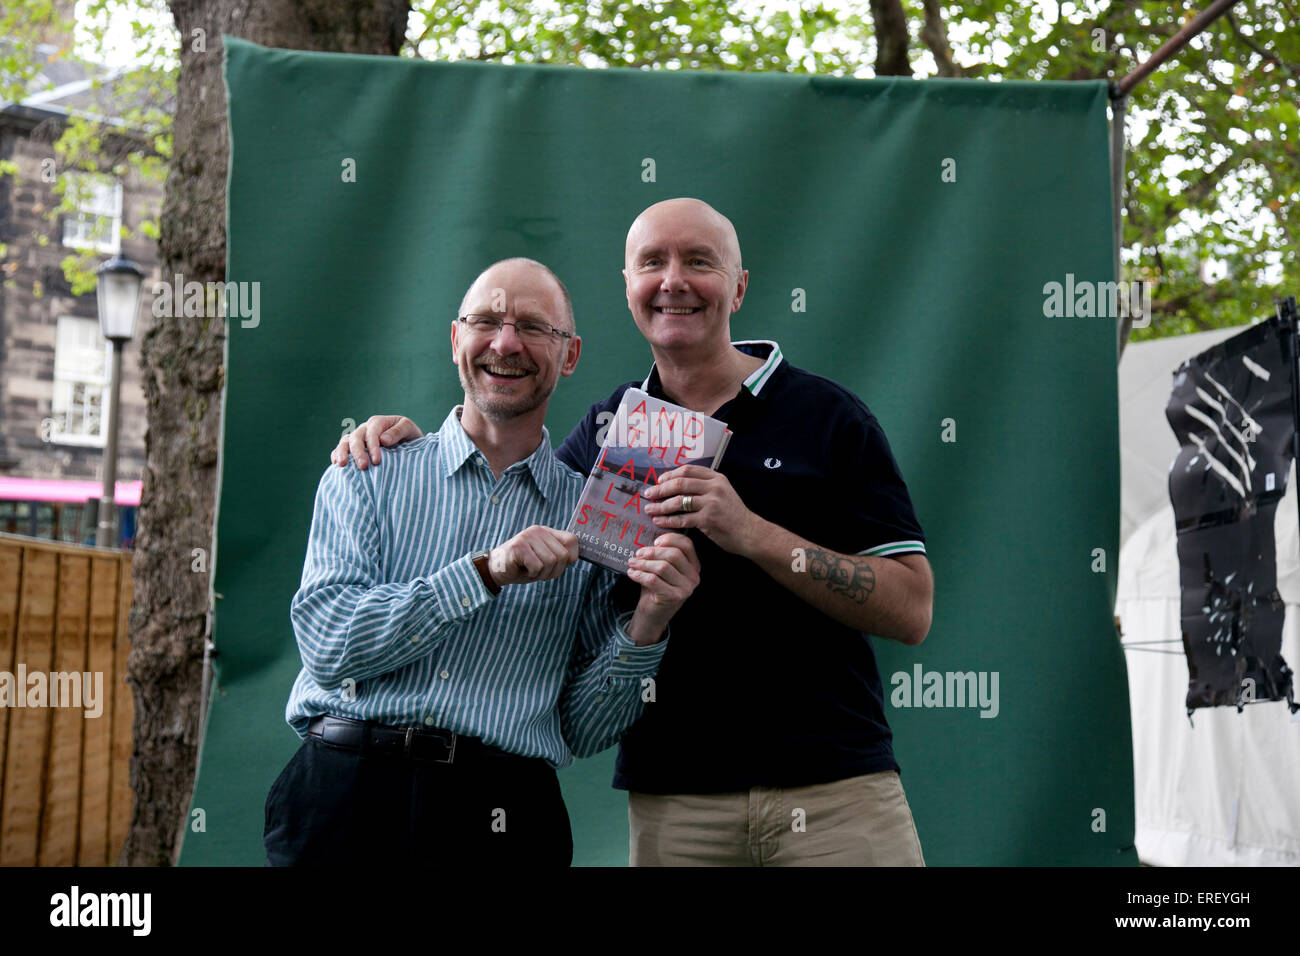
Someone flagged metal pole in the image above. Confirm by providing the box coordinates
[1114,0,1241,98]
[97,339,124,548]
[1111,90,1128,358]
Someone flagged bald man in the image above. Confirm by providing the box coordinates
[335,203,933,866]
[268,258,700,867]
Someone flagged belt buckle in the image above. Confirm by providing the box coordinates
[404,724,457,763]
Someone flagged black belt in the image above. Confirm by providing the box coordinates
[306,714,522,764]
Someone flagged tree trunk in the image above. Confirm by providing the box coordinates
[870,0,912,76]
[120,0,410,867]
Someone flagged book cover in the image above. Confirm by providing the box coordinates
[566,388,731,574]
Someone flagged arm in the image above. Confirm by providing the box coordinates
[738,517,933,644]
[290,465,493,689]
[559,533,699,758]
[644,467,932,645]
[295,471,593,688]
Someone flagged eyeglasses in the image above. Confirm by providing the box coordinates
[457,314,572,341]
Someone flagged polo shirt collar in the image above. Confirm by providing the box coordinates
[641,339,785,399]
[436,406,561,501]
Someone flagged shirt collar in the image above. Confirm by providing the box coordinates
[641,340,785,399]
[437,406,561,501]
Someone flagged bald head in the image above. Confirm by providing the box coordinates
[459,257,575,333]
[625,198,743,279]
[621,197,750,355]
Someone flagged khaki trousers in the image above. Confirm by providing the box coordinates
[628,770,925,867]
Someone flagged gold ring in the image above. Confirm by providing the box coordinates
[682,495,694,513]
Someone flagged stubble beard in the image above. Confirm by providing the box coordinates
[460,363,557,422]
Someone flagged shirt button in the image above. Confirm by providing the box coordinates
[410,635,420,644]
[440,670,450,680]
[491,495,499,504]
[595,694,604,702]
[424,716,435,726]
[618,654,629,663]
[460,595,471,607]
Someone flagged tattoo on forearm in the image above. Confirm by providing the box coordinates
[805,549,876,604]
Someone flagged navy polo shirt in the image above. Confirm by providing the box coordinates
[555,340,927,793]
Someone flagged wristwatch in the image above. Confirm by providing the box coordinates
[470,549,501,596]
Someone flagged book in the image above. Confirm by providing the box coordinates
[566,388,732,574]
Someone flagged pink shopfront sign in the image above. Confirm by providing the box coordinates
[0,476,142,506]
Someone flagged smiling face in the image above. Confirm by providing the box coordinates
[451,259,580,423]
[623,198,748,355]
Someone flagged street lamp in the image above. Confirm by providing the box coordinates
[95,255,144,548]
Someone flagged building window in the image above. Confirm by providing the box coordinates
[49,316,110,446]
[61,172,122,254]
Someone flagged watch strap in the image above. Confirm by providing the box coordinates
[471,550,501,596]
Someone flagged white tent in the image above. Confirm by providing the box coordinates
[1118,325,1300,866]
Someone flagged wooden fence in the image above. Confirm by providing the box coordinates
[0,533,133,866]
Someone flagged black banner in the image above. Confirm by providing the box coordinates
[1166,314,1297,713]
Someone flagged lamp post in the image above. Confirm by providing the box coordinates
[95,255,144,548]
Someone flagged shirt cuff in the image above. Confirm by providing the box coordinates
[424,552,494,623]
[607,612,668,677]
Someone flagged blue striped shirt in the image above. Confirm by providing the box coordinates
[286,406,667,768]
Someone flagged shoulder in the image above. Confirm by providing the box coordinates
[318,433,441,496]
[772,362,881,430]
[375,432,441,459]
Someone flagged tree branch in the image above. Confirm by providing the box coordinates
[918,0,961,77]
[1153,283,1234,317]
[1227,11,1300,78]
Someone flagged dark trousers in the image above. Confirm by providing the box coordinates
[264,733,573,866]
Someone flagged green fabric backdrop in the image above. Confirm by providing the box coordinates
[181,36,1132,866]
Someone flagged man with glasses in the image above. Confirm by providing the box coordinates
[265,257,700,867]
[334,199,933,866]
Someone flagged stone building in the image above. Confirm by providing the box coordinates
[0,33,166,544]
